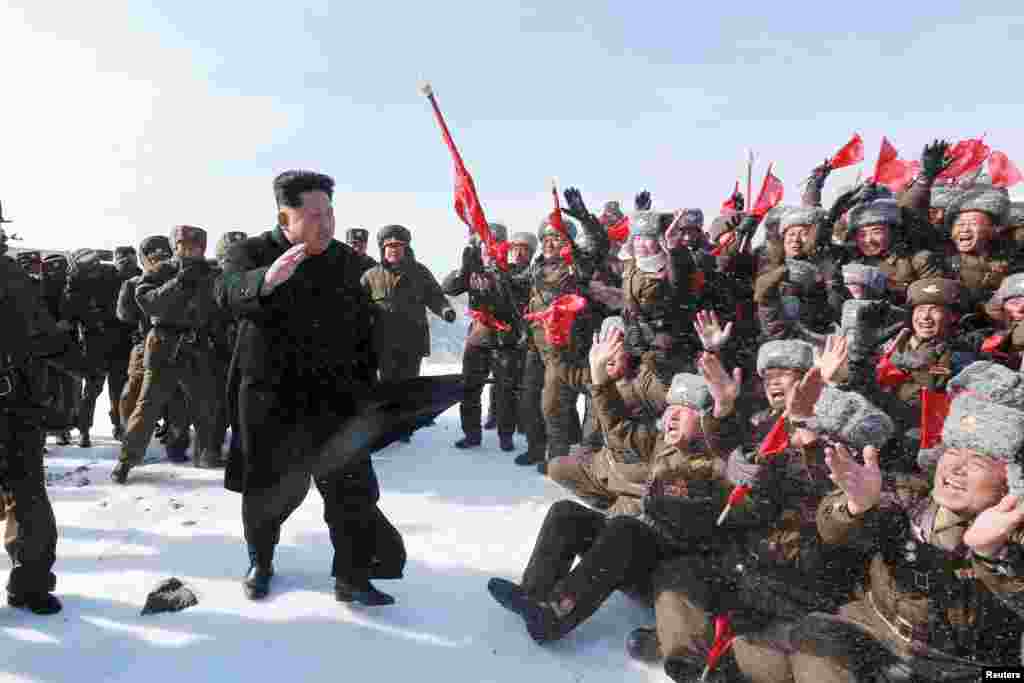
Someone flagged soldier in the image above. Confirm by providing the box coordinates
[442,223,522,451]
[113,226,222,483]
[787,364,1024,681]
[345,227,377,274]
[40,254,77,446]
[62,248,124,447]
[211,231,247,455]
[1,250,90,614]
[107,246,142,440]
[216,170,404,606]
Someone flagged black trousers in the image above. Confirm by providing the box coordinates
[520,500,664,638]
[518,349,547,458]
[460,345,522,438]
[1,414,57,596]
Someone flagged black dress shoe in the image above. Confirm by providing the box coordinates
[243,565,274,600]
[335,580,395,606]
[8,592,63,615]
[499,434,515,452]
[454,435,482,449]
[111,462,132,484]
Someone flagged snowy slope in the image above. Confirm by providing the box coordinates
[2,365,662,683]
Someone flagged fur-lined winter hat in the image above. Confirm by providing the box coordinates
[942,393,1024,496]
[599,316,625,338]
[907,278,959,308]
[1008,202,1024,229]
[756,339,815,377]
[599,201,625,227]
[762,206,789,242]
[629,211,664,240]
[666,373,713,415]
[813,385,895,452]
[945,185,1011,228]
[509,231,538,255]
[930,183,959,211]
[216,231,248,262]
[848,198,901,232]
[378,224,412,246]
[345,228,369,243]
[171,225,207,247]
[537,216,577,242]
[990,273,1024,308]
[678,208,704,230]
[785,259,819,291]
[842,264,888,295]
[947,361,1024,409]
[779,207,824,235]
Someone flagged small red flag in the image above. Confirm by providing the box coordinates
[721,181,741,212]
[701,615,737,680]
[937,137,990,182]
[990,151,1024,188]
[982,333,1009,354]
[919,388,951,450]
[524,294,587,348]
[829,133,865,170]
[468,308,512,333]
[758,415,790,457]
[872,137,920,192]
[606,217,630,242]
[549,182,573,265]
[709,232,736,258]
[752,164,784,218]
[875,346,911,388]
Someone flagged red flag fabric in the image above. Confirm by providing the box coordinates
[990,151,1024,188]
[876,347,911,388]
[468,308,512,333]
[872,137,920,192]
[829,133,865,170]
[937,138,990,182]
[606,217,630,242]
[752,164,784,218]
[722,181,741,212]
[710,232,736,258]
[758,415,790,457]
[524,294,587,347]
[981,333,1009,354]
[549,183,573,266]
[919,389,951,449]
[704,615,737,676]
[424,87,505,269]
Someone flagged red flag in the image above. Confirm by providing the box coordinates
[990,151,1024,188]
[876,346,911,388]
[422,84,505,268]
[829,133,865,170]
[758,415,790,457]
[606,217,630,242]
[524,294,587,347]
[872,137,919,192]
[937,137,990,182]
[710,232,736,258]
[702,615,737,680]
[981,333,1009,354]
[920,389,951,450]
[721,181,741,212]
[752,164,784,218]
[549,182,573,265]
[467,308,511,333]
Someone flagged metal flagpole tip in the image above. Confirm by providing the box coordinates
[419,81,433,97]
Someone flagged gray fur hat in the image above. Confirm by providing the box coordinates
[599,316,625,338]
[842,263,888,294]
[848,198,901,232]
[779,207,824,235]
[990,273,1024,308]
[537,216,577,242]
[678,208,704,230]
[488,223,509,243]
[942,394,1024,487]
[947,361,1024,410]
[930,184,959,211]
[756,339,815,377]
[666,373,713,414]
[785,259,819,291]
[509,231,538,254]
[813,385,895,452]
[947,185,1011,227]
[630,211,664,240]
[763,206,789,241]
[1008,202,1024,229]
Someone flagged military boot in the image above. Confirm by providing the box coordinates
[56,430,72,446]
[486,578,562,644]
[499,433,515,452]
[625,626,662,663]
[78,430,91,448]
[334,579,395,606]
[111,462,132,484]
[454,434,482,449]
[243,549,274,600]
[7,592,63,615]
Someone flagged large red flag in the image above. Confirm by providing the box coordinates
[829,133,865,169]
[937,137,990,182]
[422,84,503,267]
[752,164,784,218]
[990,151,1024,188]
[872,137,919,192]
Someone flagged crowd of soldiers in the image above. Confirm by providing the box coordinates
[3,140,1024,680]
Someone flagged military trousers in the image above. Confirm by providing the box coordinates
[119,340,217,466]
[459,344,522,439]
[540,358,591,460]
[520,499,664,640]
[1,415,57,596]
[518,349,547,459]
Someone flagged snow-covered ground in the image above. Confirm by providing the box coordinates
[3,364,660,683]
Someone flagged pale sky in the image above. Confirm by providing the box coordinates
[3,1,1023,275]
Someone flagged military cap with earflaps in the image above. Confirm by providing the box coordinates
[140,235,172,256]
[536,216,578,242]
[599,201,625,227]
[345,227,369,243]
[906,278,959,308]
[812,385,895,453]
[114,246,136,260]
[947,360,1024,408]
[756,339,816,377]
[944,185,1011,229]
[170,225,207,246]
[1009,202,1024,229]
[779,206,825,235]
[509,231,538,254]
[847,198,902,232]
[666,373,713,415]
[942,393,1024,497]
[784,259,819,291]
[989,273,1024,308]
[378,224,412,246]
[930,183,959,211]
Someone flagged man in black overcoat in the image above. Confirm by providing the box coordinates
[215,170,405,605]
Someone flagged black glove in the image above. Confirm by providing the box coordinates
[561,187,590,223]
[920,139,952,180]
[731,191,745,213]
[828,184,863,226]
[634,190,651,211]
[443,309,457,323]
[810,158,832,188]
[461,244,482,276]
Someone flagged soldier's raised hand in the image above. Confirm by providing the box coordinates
[698,351,742,418]
[693,310,733,353]
[588,326,624,385]
[817,334,849,385]
[825,443,882,515]
[964,495,1024,558]
[263,243,308,294]
[786,366,824,422]
[634,190,652,212]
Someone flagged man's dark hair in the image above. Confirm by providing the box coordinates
[273,170,335,209]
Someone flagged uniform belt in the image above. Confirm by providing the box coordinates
[868,589,930,648]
